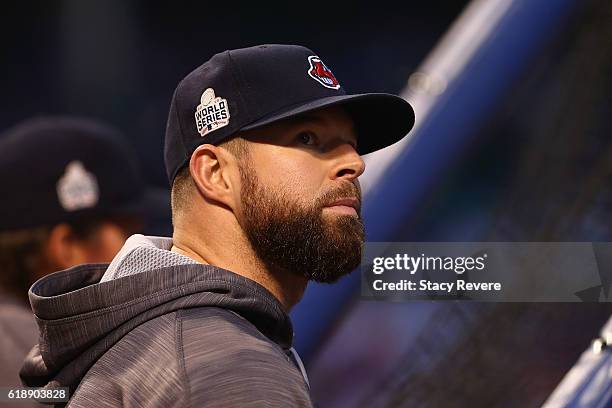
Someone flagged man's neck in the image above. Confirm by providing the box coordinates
[171,230,308,312]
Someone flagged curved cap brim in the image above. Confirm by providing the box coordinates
[240,93,415,155]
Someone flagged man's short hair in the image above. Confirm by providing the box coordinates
[0,226,50,301]
[170,137,250,222]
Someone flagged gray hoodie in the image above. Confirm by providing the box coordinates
[20,235,314,407]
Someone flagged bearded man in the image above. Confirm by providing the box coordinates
[20,44,414,407]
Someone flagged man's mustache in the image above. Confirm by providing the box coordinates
[317,182,362,213]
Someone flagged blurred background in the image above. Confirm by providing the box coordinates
[2,0,611,406]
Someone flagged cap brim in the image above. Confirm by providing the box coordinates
[240,93,415,155]
[111,187,172,235]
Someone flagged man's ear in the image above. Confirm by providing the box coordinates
[189,144,240,210]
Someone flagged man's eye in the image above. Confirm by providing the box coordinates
[297,131,318,146]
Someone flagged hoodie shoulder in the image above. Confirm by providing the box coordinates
[179,307,314,407]
[68,307,312,407]
[69,312,188,408]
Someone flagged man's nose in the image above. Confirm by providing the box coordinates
[329,144,366,181]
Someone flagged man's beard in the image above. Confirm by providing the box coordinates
[239,165,364,283]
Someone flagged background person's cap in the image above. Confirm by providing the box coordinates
[0,117,170,232]
[164,44,415,183]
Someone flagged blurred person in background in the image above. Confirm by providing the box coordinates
[0,117,169,395]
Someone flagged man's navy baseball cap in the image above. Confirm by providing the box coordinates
[164,44,415,183]
[0,117,170,232]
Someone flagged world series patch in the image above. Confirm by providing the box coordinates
[56,161,99,211]
[195,88,230,137]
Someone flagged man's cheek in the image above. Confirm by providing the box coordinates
[280,178,318,200]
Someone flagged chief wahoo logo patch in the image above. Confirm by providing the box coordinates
[307,56,341,90]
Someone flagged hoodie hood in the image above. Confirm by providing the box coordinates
[20,235,294,392]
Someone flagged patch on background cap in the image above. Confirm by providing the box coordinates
[307,56,340,90]
[56,161,99,211]
[195,88,231,137]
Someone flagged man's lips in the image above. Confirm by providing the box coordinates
[323,197,360,216]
